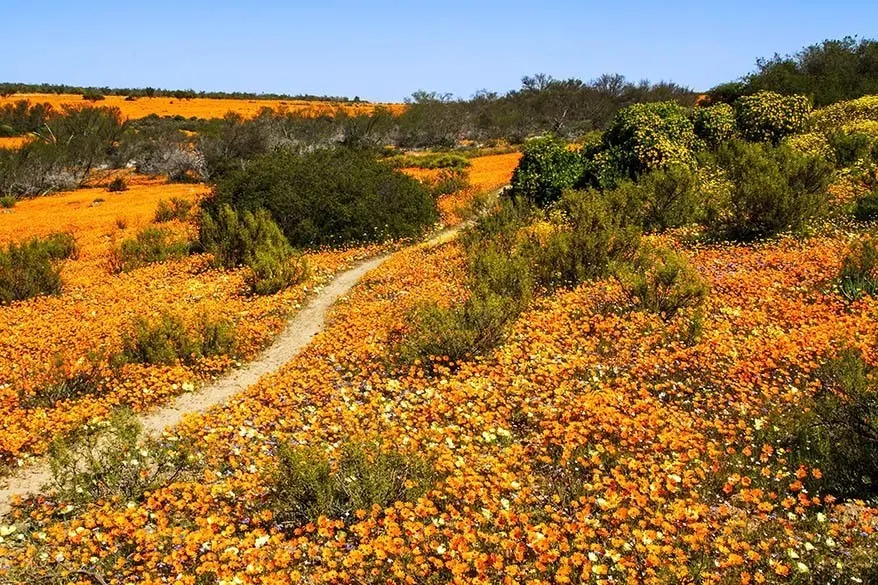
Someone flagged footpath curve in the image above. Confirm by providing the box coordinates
[0,222,470,516]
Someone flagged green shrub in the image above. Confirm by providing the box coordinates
[711,140,833,240]
[510,136,584,207]
[812,95,878,132]
[430,167,471,197]
[48,409,196,510]
[691,103,736,147]
[771,348,878,501]
[734,91,811,144]
[106,176,128,192]
[523,188,640,289]
[109,226,190,273]
[153,197,192,222]
[0,236,68,304]
[269,440,437,529]
[207,148,437,247]
[599,101,698,178]
[119,310,235,366]
[0,195,15,208]
[615,246,708,320]
[838,237,878,300]
[853,189,878,221]
[81,90,105,102]
[384,152,471,170]
[635,164,702,230]
[401,242,534,363]
[829,131,876,168]
[42,232,77,260]
[199,204,307,295]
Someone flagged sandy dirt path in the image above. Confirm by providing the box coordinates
[0,224,466,516]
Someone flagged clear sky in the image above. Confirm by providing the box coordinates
[1,1,876,102]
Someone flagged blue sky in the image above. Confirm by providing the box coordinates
[1,1,875,102]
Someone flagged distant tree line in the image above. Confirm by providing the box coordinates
[0,82,363,103]
[708,36,878,107]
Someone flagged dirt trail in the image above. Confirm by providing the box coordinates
[0,225,466,516]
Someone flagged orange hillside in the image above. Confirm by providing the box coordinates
[0,93,405,120]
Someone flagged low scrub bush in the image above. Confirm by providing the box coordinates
[269,440,437,529]
[0,234,74,304]
[769,348,878,501]
[616,246,708,319]
[207,148,437,247]
[0,195,15,208]
[108,227,190,273]
[734,91,811,144]
[48,409,197,509]
[199,204,307,295]
[401,242,534,363]
[153,197,192,222]
[384,152,471,169]
[119,310,235,366]
[853,188,878,221]
[522,188,640,289]
[20,356,105,409]
[634,164,702,231]
[838,237,878,300]
[430,167,471,197]
[510,136,584,207]
[711,140,833,240]
[106,176,128,192]
[829,131,876,168]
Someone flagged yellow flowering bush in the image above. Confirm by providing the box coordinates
[812,95,878,132]
[735,91,811,143]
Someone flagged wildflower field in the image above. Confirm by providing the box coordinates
[1,77,878,584]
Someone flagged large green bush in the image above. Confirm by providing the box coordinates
[633,164,702,231]
[207,148,437,247]
[599,101,698,178]
[199,204,307,295]
[734,91,811,144]
[691,103,736,147]
[711,140,833,240]
[615,246,708,319]
[0,234,75,305]
[510,136,584,207]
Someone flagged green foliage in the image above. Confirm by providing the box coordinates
[813,95,878,133]
[510,136,584,207]
[734,91,811,144]
[108,227,190,273]
[600,101,697,178]
[48,409,197,510]
[401,240,534,363]
[106,176,128,192]
[153,197,192,222]
[838,238,878,300]
[691,103,736,147]
[828,131,877,168]
[269,440,437,529]
[743,37,878,107]
[853,189,878,221]
[615,246,708,319]
[208,148,437,247]
[711,140,833,240]
[770,348,878,501]
[0,195,15,208]
[119,310,235,366]
[633,164,702,230]
[523,188,640,289]
[383,152,471,170]
[81,90,105,102]
[199,204,307,295]
[429,167,471,197]
[0,235,73,304]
